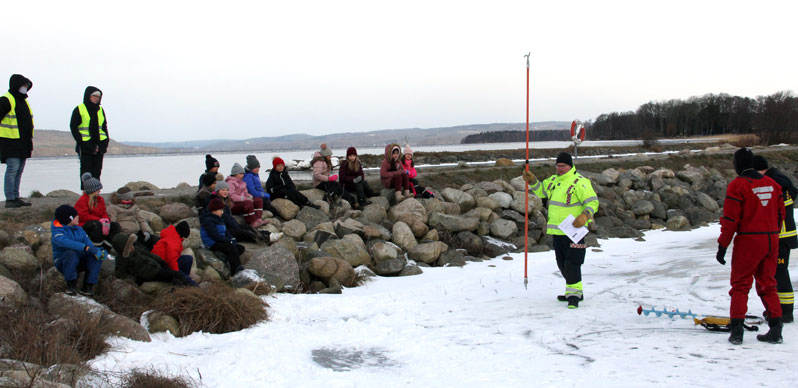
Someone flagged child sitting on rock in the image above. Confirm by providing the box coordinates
[111,232,197,287]
[51,205,107,297]
[195,172,217,212]
[200,198,246,275]
[151,221,195,282]
[242,155,280,217]
[107,186,159,250]
[266,156,318,209]
[197,154,220,192]
[207,181,282,244]
[74,172,120,242]
[401,145,434,198]
[380,143,411,202]
[339,146,376,208]
[226,162,265,228]
[312,146,354,207]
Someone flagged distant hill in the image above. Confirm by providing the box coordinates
[31,130,171,158]
[122,122,570,152]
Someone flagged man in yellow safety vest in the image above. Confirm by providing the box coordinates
[0,74,34,208]
[70,86,109,190]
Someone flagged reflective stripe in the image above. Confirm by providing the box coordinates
[549,200,585,208]
[785,198,794,206]
[565,281,583,297]
[582,196,598,204]
[0,92,33,139]
[778,291,794,304]
[780,230,797,239]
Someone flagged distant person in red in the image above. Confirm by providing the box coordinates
[74,172,119,241]
[70,86,109,190]
[717,148,786,345]
[380,143,411,203]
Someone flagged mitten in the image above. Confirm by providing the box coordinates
[522,169,537,184]
[572,213,589,228]
[716,245,727,265]
[94,247,107,261]
[329,174,338,182]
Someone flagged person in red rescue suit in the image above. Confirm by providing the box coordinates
[717,148,786,345]
[380,143,411,203]
[70,86,109,191]
[753,155,796,323]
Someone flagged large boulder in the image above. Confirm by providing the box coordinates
[245,245,301,291]
[475,196,500,211]
[363,223,392,241]
[374,258,405,276]
[436,249,467,267]
[320,238,371,267]
[48,293,151,342]
[394,213,430,238]
[427,212,479,232]
[369,241,400,263]
[408,242,448,264]
[489,219,518,240]
[334,218,365,238]
[441,188,475,212]
[391,221,418,252]
[296,206,331,230]
[360,204,388,224]
[695,191,720,212]
[139,210,164,233]
[488,192,513,209]
[463,207,494,222]
[511,190,543,214]
[455,231,483,256]
[281,219,307,240]
[631,200,655,216]
[272,198,300,220]
[388,198,428,224]
[482,236,515,257]
[159,203,194,224]
[308,257,356,287]
[0,245,38,272]
[0,275,26,306]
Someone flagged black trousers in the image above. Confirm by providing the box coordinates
[316,182,354,205]
[553,235,586,285]
[343,181,376,203]
[79,150,104,190]
[211,241,245,272]
[776,242,794,318]
[272,187,311,207]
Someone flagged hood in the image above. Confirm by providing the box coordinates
[313,151,322,158]
[160,225,180,241]
[83,86,103,107]
[8,74,32,97]
[384,143,400,160]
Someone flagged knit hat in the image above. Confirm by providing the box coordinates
[116,187,134,201]
[208,198,225,212]
[346,147,358,157]
[246,155,260,170]
[205,154,220,171]
[753,155,769,171]
[175,221,191,239]
[555,152,573,167]
[215,180,230,191]
[733,148,754,175]
[403,145,413,156]
[81,172,102,193]
[201,172,217,187]
[231,163,245,175]
[320,145,333,157]
[54,205,78,225]
[272,156,285,169]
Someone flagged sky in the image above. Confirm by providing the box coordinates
[89,221,798,387]
[4,0,797,142]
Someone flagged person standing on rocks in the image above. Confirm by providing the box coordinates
[339,146,375,209]
[717,148,785,345]
[380,143,411,202]
[523,151,598,309]
[0,74,34,208]
[69,86,109,190]
[266,156,318,209]
[753,155,796,324]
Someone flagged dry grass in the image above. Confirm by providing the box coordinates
[117,369,198,388]
[94,280,155,321]
[730,134,761,148]
[153,283,268,337]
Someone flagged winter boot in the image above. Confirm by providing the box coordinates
[269,232,283,243]
[394,191,405,203]
[79,282,95,298]
[122,234,138,258]
[567,295,580,309]
[728,318,744,345]
[558,294,584,302]
[757,317,783,344]
[65,280,78,296]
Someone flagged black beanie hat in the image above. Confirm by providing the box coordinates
[175,221,191,239]
[733,148,754,175]
[201,172,217,187]
[753,155,769,171]
[246,155,260,170]
[55,205,78,225]
[205,154,220,171]
[556,152,573,167]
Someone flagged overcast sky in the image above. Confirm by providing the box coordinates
[4,0,796,142]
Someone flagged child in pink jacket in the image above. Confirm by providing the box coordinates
[225,163,264,228]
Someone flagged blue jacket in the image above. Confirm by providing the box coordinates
[243,171,270,199]
[51,220,92,258]
[200,211,231,248]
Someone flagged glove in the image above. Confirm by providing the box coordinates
[94,247,107,261]
[143,231,151,241]
[572,213,589,228]
[522,169,537,184]
[328,174,338,182]
[99,218,111,235]
[405,170,410,175]
[716,245,727,265]
[353,176,363,183]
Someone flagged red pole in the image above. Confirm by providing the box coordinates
[524,53,530,290]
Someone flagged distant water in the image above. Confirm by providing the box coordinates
[12,139,710,197]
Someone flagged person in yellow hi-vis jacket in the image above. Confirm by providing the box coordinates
[70,86,109,191]
[524,152,599,309]
[0,74,34,208]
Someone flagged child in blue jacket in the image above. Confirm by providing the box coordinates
[51,205,107,296]
[242,155,279,215]
[200,198,245,275]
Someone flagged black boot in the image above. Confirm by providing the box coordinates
[558,294,584,302]
[65,280,78,296]
[728,318,744,345]
[79,281,95,298]
[567,296,580,309]
[757,317,783,344]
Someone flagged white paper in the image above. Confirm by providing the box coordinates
[558,214,589,243]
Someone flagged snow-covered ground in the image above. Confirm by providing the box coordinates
[91,220,798,387]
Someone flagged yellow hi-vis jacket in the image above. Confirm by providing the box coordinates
[76,103,107,141]
[0,92,34,139]
[530,166,599,236]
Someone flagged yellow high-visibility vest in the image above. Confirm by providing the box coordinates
[0,92,34,139]
[77,103,107,141]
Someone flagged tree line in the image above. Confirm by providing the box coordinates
[461,129,571,144]
[588,90,798,144]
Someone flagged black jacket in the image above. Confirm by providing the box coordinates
[265,169,296,194]
[0,74,34,162]
[765,167,798,248]
[69,86,109,154]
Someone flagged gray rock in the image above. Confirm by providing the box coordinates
[398,264,423,276]
[0,245,38,272]
[482,236,515,257]
[436,249,466,267]
[48,293,151,342]
[408,242,448,264]
[455,231,483,256]
[441,188,475,212]
[428,212,479,232]
[308,257,356,287]
[474,181,505,194]
[320,238,371,267]
[631,200,655,216]
[501,209,525,223]
[0,230,9,250]
[0,275,26,306]
[391,221,418,252]
[334,218,365,238]
[300,188,326,203]
[510,176,527,191]
[607,226,644,238]
[14,224,47,249]
[624,218,651,230]
[282,219,307,240]
[369,241,400,263]
[463,207,493,222]
[196,248,230,278]
[45,189,81,198]
[475,196,500,211]
[388,198,428,223]
[695,191,720,212]
[363,223,392,241]
[245,245,301,290]
[159,203,194,223]
[601,168,620,184]
[139,281,172,294]
[297,206,331,230]
[125,181,160,191]
[422,229,439,241]
[361,204,388,224]
[488,192,513,209]
[489,219,518,240]
[677,170,705,186]
[147,311,180,335]
[511,190,543,214]
[374,258,405,276]
[272,198,300,220]
[229,268,267,288]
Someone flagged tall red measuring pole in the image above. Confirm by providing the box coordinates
[524,52,530,290]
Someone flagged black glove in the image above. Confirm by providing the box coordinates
[716,245,727,265]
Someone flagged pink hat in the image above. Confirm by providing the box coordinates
[403,145,413,156]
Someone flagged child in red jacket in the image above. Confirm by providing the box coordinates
[151,221,196,285]
[74,172,119,241]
